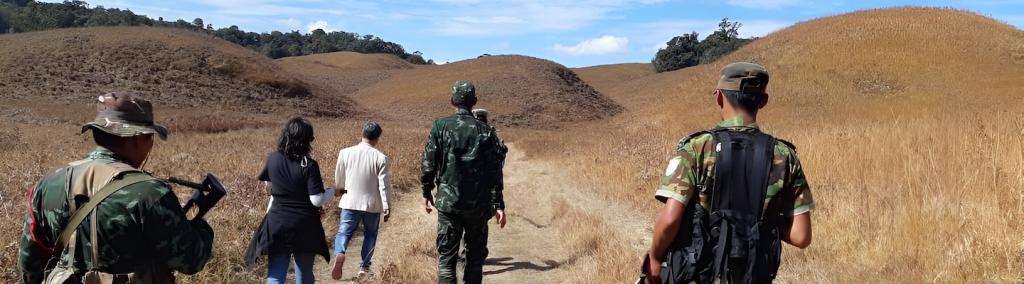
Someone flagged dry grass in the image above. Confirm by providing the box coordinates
[0,27,359,117]
[551,198,637,283]
[2,6,1023,284]
[288,54,623,128]
[518,7,1024,283]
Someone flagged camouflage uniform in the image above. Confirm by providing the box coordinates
[18,93,214,284]
[422,81,505,284]
[654,116,814,216]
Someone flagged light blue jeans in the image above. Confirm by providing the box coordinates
[334,209,381,269]
[267,252,315,284]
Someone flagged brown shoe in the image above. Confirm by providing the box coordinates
[331,253,346,280]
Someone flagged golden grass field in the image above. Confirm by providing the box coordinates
[1,6,1023,284]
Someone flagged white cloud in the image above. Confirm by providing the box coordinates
[303,20,335,33]
[553,35,629,56]
[432,0,665,36]
[276,18,302,31]
[726,0,800,9]
[306,20,335,33]
[193,0,348,16]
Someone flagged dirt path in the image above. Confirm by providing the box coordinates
[317,144,651,283]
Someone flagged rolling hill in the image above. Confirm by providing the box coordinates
[0,26,360,117]
[579,7,1024,121]
[521,7,1024,282]
[278,51,413,98]
[281,53,624,128]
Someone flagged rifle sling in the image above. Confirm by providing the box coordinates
[54,173,153,253]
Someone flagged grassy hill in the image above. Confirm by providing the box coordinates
[282,53,624,128]
[0,6,1022,284]
[525,7,1024,282]
[278,51,413,100]
[0,26,360,118]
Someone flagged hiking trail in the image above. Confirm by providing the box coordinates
[317,144,652,283]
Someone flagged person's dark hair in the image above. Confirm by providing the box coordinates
[92,129,128,149]
[362,121,383,140]
[721,90,764,114]
[277,117,315,160]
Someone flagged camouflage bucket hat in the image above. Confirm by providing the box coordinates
[81,92,168,140]
[717,62,770,95]
[451,80,476,106]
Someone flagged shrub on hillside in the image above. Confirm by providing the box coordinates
[652,19,753,73]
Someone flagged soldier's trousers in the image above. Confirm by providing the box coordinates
[437,208,492,284]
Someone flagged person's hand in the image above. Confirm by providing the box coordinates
[423,196,435,214]
[334,188,345,197]
[495,209,507,229]
[383,209,391,222]
[645,255,661,284]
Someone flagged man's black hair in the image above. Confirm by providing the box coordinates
[277,117,314,160]
[92,128,128,149]
[363,121,383,140]
[721,90,764,115]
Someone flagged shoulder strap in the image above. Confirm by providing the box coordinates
[53,173,154,253]
[776,138,796,151]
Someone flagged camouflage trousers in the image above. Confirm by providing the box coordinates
[437,208,492,284]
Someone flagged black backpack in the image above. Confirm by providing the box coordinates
[659,128,787,284]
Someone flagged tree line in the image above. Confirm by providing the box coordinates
[652,19,753,73]
[0,0,431,64]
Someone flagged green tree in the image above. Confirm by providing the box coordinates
[652,18,752,73]
[652,32,701,73]
[698,18,750,64]
[0,12,8,33]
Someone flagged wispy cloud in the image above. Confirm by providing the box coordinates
[726,0,800,9]
[553,35,629,56]
[429,0,665,36]
[276,18,302,31]
[306,20,335,33]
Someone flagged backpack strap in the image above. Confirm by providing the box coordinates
[676,130,712,151]
[776,138,796,151]
[53,173,154,254]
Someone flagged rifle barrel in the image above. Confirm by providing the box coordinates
[167,177,205,189]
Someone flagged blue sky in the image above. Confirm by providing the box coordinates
[56,0,1024,67]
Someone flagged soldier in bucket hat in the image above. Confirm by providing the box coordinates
[19,92,214,284]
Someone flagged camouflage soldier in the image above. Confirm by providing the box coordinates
[645,63,814,283]
[18,93,215,284]
[422,81,507,284]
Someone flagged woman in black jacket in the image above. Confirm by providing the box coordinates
[245,117,334,284]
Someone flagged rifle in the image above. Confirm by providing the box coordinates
[166,174,227,220]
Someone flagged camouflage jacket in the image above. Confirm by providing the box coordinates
[18,148,215,284]
[421,109,506,213]
[655,116,815,216]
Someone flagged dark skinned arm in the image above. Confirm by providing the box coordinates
[647,198,686,280]
[781,213,812,249]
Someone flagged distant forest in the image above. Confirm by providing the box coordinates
[0,0,432,64]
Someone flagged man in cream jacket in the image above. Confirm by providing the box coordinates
[331,121,391,280]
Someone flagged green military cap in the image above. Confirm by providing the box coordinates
[452,80,476,106]
[81,92,168,140]
[717,62,769,95]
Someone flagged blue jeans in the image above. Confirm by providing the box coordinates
[334,209,381,268]
[266,252,315,284]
